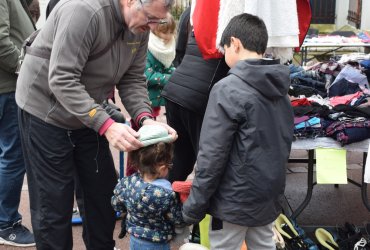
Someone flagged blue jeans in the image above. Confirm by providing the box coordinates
[0,92,24,229]
[130,235,170,250]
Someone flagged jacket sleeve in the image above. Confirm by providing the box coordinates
[182,82,239,224]
[0,1,20,73]
[111,179,128,213]
[165,192,184,225]
[48,2,111,132]
[116,32,152,122]
[145,58,172,87]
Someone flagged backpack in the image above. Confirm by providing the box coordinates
[16,28,123,74]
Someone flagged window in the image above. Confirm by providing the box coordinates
[310,0,336,24]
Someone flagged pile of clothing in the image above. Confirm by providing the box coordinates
[289,53,370,145]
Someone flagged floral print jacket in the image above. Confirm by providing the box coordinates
[111,173,183,243]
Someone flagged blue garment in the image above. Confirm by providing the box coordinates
[295,117,321,129]
[151,178,173,191]
[0,92,25,229]
[360,60,370,69]
[331,64,369,89]
[111,173,183,243]
[289,64,304,75]
[130,235,170,250]
[328,78,361,97]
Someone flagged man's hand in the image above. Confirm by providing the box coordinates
[142,119,178,142]
[105,123,143,152]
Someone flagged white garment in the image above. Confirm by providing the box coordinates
[191,0,299,62]
[243,0,299,47]
[216,0,299,62]
[216,0,245,52]
[148,32,176,68]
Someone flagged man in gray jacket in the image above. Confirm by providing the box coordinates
[0,0,36,247]
[15,0,176,249]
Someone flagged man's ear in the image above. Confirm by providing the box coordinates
[127,0,135,7]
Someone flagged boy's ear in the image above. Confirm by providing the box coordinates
[230,36,241,53]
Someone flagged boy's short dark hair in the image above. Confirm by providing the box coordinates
[129,142,174,176]
[220,13,268,55]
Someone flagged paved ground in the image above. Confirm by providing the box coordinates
[3,96,370,249]
[7,150,369,250]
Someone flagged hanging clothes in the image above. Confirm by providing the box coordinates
[191,0,311,60]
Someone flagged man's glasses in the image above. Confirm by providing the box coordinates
[139,0,168,24]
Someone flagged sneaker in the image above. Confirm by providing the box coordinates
[353,237,370,250]
[315,228,339,250]
[72,207,82,224]
[275,214,318,250]
[0,221,35,247]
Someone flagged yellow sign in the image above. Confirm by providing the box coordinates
[316,148,347,184]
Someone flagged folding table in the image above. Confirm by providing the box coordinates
[288,137,370,220]
[300,41,370,65]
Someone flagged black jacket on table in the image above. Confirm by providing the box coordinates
[161,33,228,115]
[182,59,294,227]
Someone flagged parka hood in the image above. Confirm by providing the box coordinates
[228,59,290,99]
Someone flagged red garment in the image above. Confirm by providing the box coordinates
[152,106,161,118]
[172,181,193,203]
[192,0,223,59]
[329,91,363,107]
[291,98,311,107]
[295,0,312,52]
[193,0,311,59]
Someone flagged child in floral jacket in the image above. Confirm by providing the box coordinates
[145,14,176,119]
[111,125,183,250]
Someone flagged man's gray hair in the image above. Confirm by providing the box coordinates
[141,0,174,10]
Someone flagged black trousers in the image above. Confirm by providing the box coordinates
[165,100,204,182]
[18,109,116,250]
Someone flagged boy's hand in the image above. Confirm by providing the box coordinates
[182,210,203,225]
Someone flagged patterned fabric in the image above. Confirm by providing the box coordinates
[145,51,175,107]
[111,173,183,243]
[325,119,370,145]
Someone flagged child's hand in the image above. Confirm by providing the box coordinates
[118,212,127,239]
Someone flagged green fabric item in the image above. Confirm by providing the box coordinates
[144,51,175,107]
[138,125,173,147]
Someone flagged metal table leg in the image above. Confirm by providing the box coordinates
[291,150,315,220]
[361,152,370,212]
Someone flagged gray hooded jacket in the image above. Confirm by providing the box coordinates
[183,59,294,226]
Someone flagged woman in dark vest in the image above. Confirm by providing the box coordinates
[162,7,229,182]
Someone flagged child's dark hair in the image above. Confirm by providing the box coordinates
[220,13,268,55]
[129,142,174,176]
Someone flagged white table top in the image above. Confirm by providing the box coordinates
[302,42,370,48]
[292,137,370,152]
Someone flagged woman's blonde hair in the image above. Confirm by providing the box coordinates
[153,13,176,35]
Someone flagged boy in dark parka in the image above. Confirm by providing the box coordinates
[182,13,294,250]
